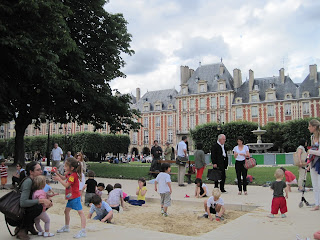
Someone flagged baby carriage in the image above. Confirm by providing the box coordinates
[299,166,310,208]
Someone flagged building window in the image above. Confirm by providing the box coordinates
[251,94,258,102]
[285,103,291,115]
[200,98,205,110]
[267,93,274,101]
[155,104,161,111]
[144,130,149,144]
[251,106,258,117]
[211,112,216,122]
[182,99,187,111]
[303,102,309,114]
[168,115,173,127]
[200,84,206,93]
[182,115,187,132]
[236,108,243,119]
[156,130,161,142]
[303,92,309,98]
[220,96,225,108]
[190,99,195,110]
[156,116,160,127]
[168,130,173,143]
[211,97,217,109]
[84,124,88,131]
[143,105,149,112]
[143,117,149,128]
[132,132,138,144]
[267,105,275,117]
[285,94,292,99]
[190,115,195,129]
[220,112,225,123]
[52,124,56,132]
[219,83,224,91]
[200,114,205,124]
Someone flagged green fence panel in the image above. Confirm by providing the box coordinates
[276,154,286,164]
[189,155,194,161]
[252,154,264,165]
[232,155,235,164]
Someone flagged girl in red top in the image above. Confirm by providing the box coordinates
[280,167,297,192]
[53,157,86,238]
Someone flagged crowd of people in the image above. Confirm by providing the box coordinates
[1,119,320,239]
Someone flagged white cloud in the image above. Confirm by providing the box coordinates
[106,0,320,96]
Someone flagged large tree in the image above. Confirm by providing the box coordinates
[0,0,140,165]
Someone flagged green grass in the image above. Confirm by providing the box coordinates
[88,163,312,187]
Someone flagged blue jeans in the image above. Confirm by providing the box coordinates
[93,210,109,221]
[128,200,145,206]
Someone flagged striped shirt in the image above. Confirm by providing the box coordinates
[0,164,8,178]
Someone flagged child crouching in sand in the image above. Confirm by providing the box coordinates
[202,188,225,221]
[88,195,113,223]
[154,163,172,217]
[268,168,288,218]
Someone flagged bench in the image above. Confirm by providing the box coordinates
[149,160,196,184]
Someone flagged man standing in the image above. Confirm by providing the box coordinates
[177,136,188,187]
[211,134,228,192]
[51,143,63,168]
[64,151,73,161]
[164,142,172,161]
[150,140,162,172]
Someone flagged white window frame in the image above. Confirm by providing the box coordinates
[156,116,161,127]
[168,130,173,143]
[190,99,195,110]
[284,103,291,115]
[251,106,258,118]
[303,102,309,114]
[200,114,205,124]
[155,130,161,142]
[132,132,138,144]
[144,130,149,144]
[200,98,205,110]
[182,99,187,111]
[267,105,275,117]
[211,97,217,109]
[168,115,173,127]
[190,115,195,129]
[143,117,149,128]
[211,112,216,122]
[220,96,225,108]
[236,107,243,119]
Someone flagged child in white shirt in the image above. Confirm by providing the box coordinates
[202,188,225,221]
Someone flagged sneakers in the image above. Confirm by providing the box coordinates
[163,212,168,217]
[161,208,165,214]
[74,230,86,239]
[203,213,208,218]
[57,226,70,233]
[43,232,55,237]
[281,214,286,218]
[267,214,275,218]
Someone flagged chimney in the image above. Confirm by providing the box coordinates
[279,68,285,84]
[310,64,318,83]
[249,69,254,91]
[233,68,242,89]
[220,64,224,75]
[180,66,190,85]
[136,88,140,102]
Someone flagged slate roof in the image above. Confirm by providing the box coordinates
[298,73,320,98]
[178,63,234,95]
[133,89,178,112]
[233,76,298,104]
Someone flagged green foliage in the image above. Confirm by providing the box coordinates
[262,122,285,152]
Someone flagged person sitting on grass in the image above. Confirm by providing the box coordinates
[107,183,125,212]
[83,170,97,207]
[194,178,208,198]
[128,178,147,206]
[202,188,225,221]
[96,183,105,197]
[268,168,288,218]
[88,195,113,223]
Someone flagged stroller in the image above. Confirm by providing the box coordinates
[299,166,310,208]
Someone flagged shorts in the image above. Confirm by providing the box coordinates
[1,177,7,185]
[66,197,83,211]
[111,206,120,212]
[286,179,297,185]
[85,192,96,206]
[209,206,216,214]
[160,192,171,207]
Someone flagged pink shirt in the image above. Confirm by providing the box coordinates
[32,189,48,211]
[285,171,296,183]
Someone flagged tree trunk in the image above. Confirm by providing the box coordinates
[14,116,31,165]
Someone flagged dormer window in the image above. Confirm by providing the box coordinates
[143,103,150,112]
[154,101,162,111]
[217,79,226,91]
[285,93,292,99]
[197,80,207,93]
[267,92,274,101]
[219,83,224,91]
[302,91,309,98]
[250,94,259,102]
[236,97,242,104]
[200,84,206,92]
[254,85,259,91]
[182,87,188,95]
[168,104,173,110]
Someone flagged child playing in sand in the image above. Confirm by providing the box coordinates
[83,170,97,206]
[88,195,113,223]
[0,159,8,189]
[195,178,208,198]
[202,188,225,221]
[32,175,54,237]
[107,183,125,212]
[43,179,59,197]
[96,183,105,197]
[280,167,297,192]
[268,168,288,218]
[154,163,172,217]
[53,157,86,238]
[128,178,147,206]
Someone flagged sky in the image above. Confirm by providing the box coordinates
[105,0,320,97]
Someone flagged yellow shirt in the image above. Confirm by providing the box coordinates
[137,186,147,201]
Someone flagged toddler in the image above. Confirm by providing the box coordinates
[202,188,225,221]
[107,183,125,212]
[268,169,288,218]
[280,167,297,192]
[43,179,59,197]
[96,183,105,197]
[0,159,8,189]
[194,178,208,198]
[154,163,172,217]
[88,195,113,223]
[128,178,147,206]
[83,170,97,206]
[32,175,54,237]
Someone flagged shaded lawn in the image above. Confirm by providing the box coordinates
[88,163,312,187]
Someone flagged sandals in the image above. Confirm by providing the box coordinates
[238,191,242,195]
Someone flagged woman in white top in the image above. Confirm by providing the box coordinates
[233,136,250,195]
[307,119,320,211]
[296,139,307,191]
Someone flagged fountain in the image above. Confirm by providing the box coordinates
[246,126,273,153]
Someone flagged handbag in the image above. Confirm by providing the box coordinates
[207,168,222,181]
[244,157,256,169]
[293,151,307,166]
[176,156,188,166]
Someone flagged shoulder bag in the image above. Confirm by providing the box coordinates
[244,157,257,169]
